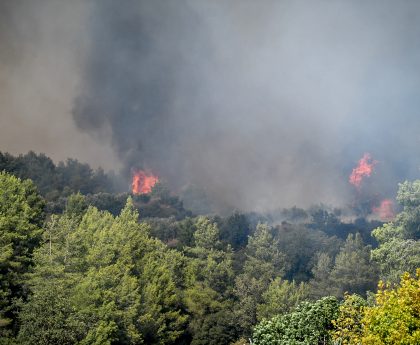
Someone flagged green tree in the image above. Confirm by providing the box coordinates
[331,293,368,345]
[361,270,420,344]
[185,217,237,344]
[257,278,309,321]
[275,223,341,281]
[17,271,86,345]
[220,212,250,249]
[329,233,378,297]
[18,198,188,344]
[309,252,334,299]
[65,193,88,221]
[0,172,44,336]
[193,216,221,251]
[253,296,339,345]
[234,223,287,336]
[372,180,420,283]
[185,283,237,345]
[331,270,420,344]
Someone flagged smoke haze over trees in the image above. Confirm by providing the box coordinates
[1,0,419,211]
[1,1,420,343]
[0,163,418,343]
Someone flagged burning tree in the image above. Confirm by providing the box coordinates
[131,170,159,194]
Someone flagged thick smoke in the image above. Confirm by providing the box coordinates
[73,0,420,211]
[2,1,419,211]
[0,0,119,170]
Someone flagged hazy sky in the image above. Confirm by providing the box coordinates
[1,0,419,211]
[0,0,120,170]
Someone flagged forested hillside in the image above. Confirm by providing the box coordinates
[0,152,419,344]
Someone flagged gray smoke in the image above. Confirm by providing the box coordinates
[2,0,419,211]
[0,0,120,170]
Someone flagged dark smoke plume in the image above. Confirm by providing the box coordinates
[74,0,207,180]
[3,0,419,212]
[73,0,419,211]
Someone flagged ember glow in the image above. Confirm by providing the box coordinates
[132,170,159,194]
[373,199,395,221]
[349,153,378,189]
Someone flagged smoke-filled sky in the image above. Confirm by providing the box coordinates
[1,0,419,211]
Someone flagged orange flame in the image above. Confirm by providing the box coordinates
[349,153,377,189]
[132,170,159,194]
[372,199,395,221]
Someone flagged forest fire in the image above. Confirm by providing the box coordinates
[132,170,159,194]
[349,153,377,189]
[349,153,396,220]
[372,199,395,221]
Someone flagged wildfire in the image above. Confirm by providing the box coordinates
[372,199,395,221]
[349,153,377,189]
[132,170,159,194]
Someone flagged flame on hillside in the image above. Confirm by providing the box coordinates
[132,170,159,194]
[372,199,395,221]
[349,153,377,189]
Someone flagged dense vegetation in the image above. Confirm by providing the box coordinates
[0,151,419,344]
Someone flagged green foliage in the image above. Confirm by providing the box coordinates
[17,273,87,345]
[361,270,420,344]
[177,217,197,248]
[0,171,45,336]
[220,213,250,249]
[2,158,416,345]
[85,192,128,216]
[331,293,368,345]
[329,233,378,297]
[309,252,335,298]
[65,193,88,221]
[234,223,288,336]
[331,270,420,345]
[185,217,238,344]
[185,284,237,345]
[146,217,180,246]
[372,180,420,282]
[309,207,341,234]
[275,223,342,281]
[243,223,286,281]
[257,278,309,321]
[397,180,420,210]
[193,217,221,251]
[309,234,377,299]
[0,151,117,201]
[17,199,188,344]
[253,296,339,345]
[0,151,56,196]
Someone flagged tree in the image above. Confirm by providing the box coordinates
[372,180,420,282]
[193,216,221,251]
[220,212,250,249]
[329,233,378,297]
[309,252,334,299]
[234,223,287,336]
[184,217,237,344]
[331,293,368,345]
[396,180,420,239]
[275,223,341,281]
[257,278,309,321]
[253,296,339,345]
[0,172,44,336]
[361,269,420,344]
[185,284,237,345]
[17,271,86,345]
[332,270,420,344]
[18,198,188,344]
